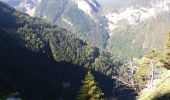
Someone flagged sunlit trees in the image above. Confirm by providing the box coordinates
[77,71,104,100]
[134,50,163,90]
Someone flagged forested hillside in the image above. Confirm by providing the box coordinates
[35,0,109,49]
[28,0,170,59]
[0,1,120,76]
[0,2,114,99]
[0,1,136,100]
[2,1,170,100]
[0,28,87,100]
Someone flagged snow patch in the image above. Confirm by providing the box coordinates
[131,39,136,44]
[22,0,42,16]
[43,15,47,19]
[88,0,100,10]
[75,0,100,19]
[76,0,93,17]
[62,18,73,26]
[104,0,170,33]
[1,0,42,16]
[26,6,36,16]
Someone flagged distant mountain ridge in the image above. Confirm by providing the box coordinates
[1,0,170,58]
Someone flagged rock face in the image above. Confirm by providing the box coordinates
[1,0,170,58]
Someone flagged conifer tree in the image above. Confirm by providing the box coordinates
[77,71,104,100]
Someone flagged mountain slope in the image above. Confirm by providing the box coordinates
[0,1,127,99]
[35,0,109,49]
[0,1,115,99]
[0,1,139,99]
[0,28,87,100]
[0,0,118,75]
[3,0,170,59]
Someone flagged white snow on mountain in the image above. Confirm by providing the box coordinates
[104,0,170,36]
[76,0,92,17]
[19,0,41,16]
[62,18,73,26]
[1,0,170,37]
[88,0,100,9]
[0,0,41,16]
[75,0,100,18]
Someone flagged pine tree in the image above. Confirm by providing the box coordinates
[77,71,104,100]
[163,32,170,69]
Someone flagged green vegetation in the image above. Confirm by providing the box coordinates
[0,27,114,100]
[0,92,20,100]
[0,1,116,100]
[35,0,170,59]
[77,71,104,100]
[107,17,170,59]
[132,32,170,100]
[2,1,170,100]
[36,0,109,49]
[138,70,170,100]
[163,32,170,69]
[0,28,83,100]
[134,50,163,90]
[0,1,120,76]
[28,9,119,76]
[116,31,170,100]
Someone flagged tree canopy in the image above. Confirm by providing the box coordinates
[77,71,104,100]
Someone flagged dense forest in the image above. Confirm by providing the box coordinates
[0,1,170,100]
[0,1,120,76]
[0,1,136,100]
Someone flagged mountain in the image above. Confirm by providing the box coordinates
[35,0,109,49]
[0,0,110,49]
[2,0,170,59]
[0,1,112,99]
[1,1,170,100]
[0,1,138,99]
[4,1,170,99]
[0,0,41,16]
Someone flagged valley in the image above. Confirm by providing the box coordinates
[0,0,170,100]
